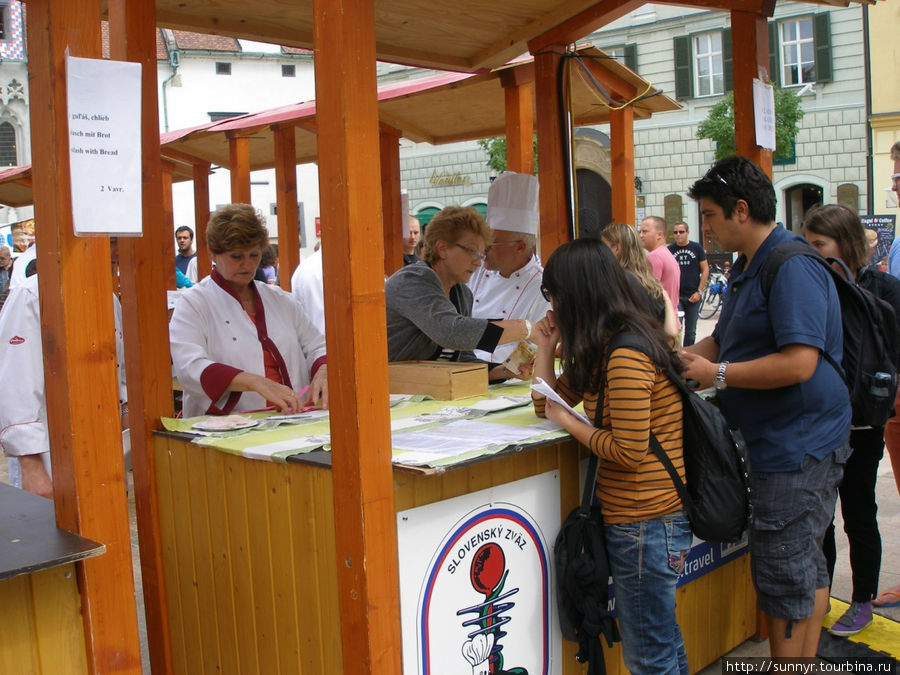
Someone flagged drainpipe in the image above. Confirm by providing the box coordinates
[161,50,180,133]
[862,5,873,214]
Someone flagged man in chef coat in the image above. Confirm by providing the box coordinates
[468,171,549,364]
[0,266,128,498]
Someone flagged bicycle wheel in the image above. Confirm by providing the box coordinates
[698,288,721,320]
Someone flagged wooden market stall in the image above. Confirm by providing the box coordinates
[157,47,679,281]
[17,0,858,672]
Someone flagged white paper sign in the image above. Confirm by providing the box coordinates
[66,55,142,236]
[753,78,776,151]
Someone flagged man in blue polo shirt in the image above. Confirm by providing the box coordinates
[680,156,850,658]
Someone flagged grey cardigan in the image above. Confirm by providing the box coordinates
[385,262,502,362]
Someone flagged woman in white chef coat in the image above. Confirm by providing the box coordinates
[170,204,327,418]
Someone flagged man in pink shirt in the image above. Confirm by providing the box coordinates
[639,215,681,309]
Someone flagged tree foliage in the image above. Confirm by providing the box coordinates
[696,87,804,163]
[477,135,539,174]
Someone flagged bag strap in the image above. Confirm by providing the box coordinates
[604,332,694,512]
[648,430,692,514]
[578,350,611,512]
[759,242,846,385]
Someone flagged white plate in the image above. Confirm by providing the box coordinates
[191,416,260,432]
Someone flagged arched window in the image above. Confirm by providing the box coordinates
[0,122,16,167]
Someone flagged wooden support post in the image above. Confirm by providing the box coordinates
[193,162,212,278]
[731,10,774,177]
[162,162,176,249]
[312,0,402,672]
[273,124,300,291]
[503,81,534,174]
[107,2,175,672]
[380,124,403,277]
[25,1,142,671]
[228,134,251,203]
[532,47,569,259]
[610,106,636,225]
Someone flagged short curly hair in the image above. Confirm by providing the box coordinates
[206,204,269,255]
[421,206,492,265]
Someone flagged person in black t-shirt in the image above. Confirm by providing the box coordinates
[667,222,708,346]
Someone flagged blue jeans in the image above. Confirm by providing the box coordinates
[604,511,692,675]
[679,296,701,346]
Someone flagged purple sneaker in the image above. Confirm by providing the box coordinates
[828,601,872,637]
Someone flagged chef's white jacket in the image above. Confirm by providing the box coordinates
[170,272,326,418]
[467,255,549,363]
[290,248,326,337]
[0,274,127,487]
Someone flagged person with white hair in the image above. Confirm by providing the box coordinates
[467,171,549,364]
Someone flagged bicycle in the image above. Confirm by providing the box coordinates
[698,265,729,320]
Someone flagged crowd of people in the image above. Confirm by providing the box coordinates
[2,146,900,668]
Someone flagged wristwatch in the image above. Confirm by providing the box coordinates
[714,361,729,391]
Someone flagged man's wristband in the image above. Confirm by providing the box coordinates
[524,319,533,340]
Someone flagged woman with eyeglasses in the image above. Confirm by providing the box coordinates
[532,239,690,674]
[385,206,533,380]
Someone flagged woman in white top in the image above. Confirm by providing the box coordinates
[170,204,327,418]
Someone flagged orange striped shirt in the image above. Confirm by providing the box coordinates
[534,347,685,524]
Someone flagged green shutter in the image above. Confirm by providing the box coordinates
[814,13,832,83]
[674,35,693,100]
[768,22,779,86]
[722,28,733,93]
[624,43,637,72]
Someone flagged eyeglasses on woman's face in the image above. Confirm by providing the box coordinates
[454,242,487,262]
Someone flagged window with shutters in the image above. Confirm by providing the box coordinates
[673,30,732,100]
[694,33,724,97]
[769,15,831,87]
[600,44,638,71]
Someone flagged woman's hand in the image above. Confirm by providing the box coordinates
[532,310,560,352]
[305,365,329,409]
[247,375,305,413]
[543,398,577,430]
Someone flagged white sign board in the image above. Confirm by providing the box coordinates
[753,78,776,151]
[66,55,142,236]
[397,471,562,675]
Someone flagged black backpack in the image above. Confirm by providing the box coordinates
[760,241,900,428]
[554,452,620,675]
[608,332,752,543]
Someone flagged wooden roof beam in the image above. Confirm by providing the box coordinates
[574,50,638,102]
[654,0,775,17]
[528,0,644,55]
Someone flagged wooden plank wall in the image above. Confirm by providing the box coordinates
[153,437,343,674]
[0,564,90,674]
[154,436,755,674]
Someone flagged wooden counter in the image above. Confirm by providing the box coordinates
[0,483,105,675]
[152,431,756,674]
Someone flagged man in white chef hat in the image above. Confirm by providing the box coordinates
[468,171,549,365]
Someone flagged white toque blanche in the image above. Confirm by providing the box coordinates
[486,171,539,235]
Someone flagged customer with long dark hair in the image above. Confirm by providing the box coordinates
[531,239,690,674]
[803,203,900,635]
